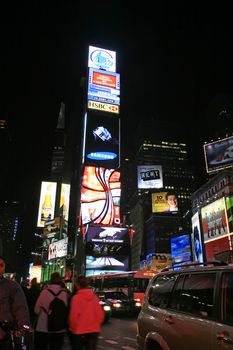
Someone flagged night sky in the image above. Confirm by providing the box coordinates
[1,3,233,204]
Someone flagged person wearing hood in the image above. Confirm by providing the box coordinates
[68,275,104,350]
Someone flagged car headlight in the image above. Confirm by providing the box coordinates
[135,302,141,307]
[112,302,121,308]
[103,305,111,312]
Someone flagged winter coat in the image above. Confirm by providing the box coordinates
[68,288,104,335]
[0,277,30,340]
[34,283,68,333]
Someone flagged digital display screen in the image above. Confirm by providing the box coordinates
[86,226,128,244]
[204,136,233,174]
[82,112,120,169]
[170,234,192,264]
[80,166,121,225]
[85,255,129,276]
[88,68,120,106]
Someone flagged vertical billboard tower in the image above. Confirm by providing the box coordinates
[76,45,128,275]
[81,46,121,228]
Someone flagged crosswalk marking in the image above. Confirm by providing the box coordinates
[104,340,118,344]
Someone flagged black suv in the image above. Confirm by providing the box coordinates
[137,261,233,350]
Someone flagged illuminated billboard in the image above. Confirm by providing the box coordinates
[88,68,120,106]
[205,236,231,261]
[43,217,68,247]
[137,165,163,189]
[59,183,70,221]
[170,234,192,264]
[82,112,120,169]
[48,237,68,260]
[191,212,204,263]
[146,253,172,272]
[87,100,119,114]
[201,197,228,242]
[86,255,129,276]
[226,195,233,232]
[80,166,121,225]
[88,46,116,72]
[28,264,42,284]
[152,191,178,213]
[204,135,233,174]
[37,181,57,227]
[86,226,129,244]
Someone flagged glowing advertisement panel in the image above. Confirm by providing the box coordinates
[86,255,129,276]
[82,112,120,169]
[48,237,68,260]
[86,242,129,257]
[152,191,179,213]
[137,165,163,189]
[59,183,70,221]
[226,195,233,233]
[146,253,172,272]
[29,264,42,284]
[88,46,116,72]
[191,212,204,263]
[205,236,231,261]
[37,181,57,227]
[86,226,129,244]
[88,100,119,114]
[88,68,120,106]
[80,166,121,225]
[201,197,228,242]
[204,135,233,174]
[170,234,192,264]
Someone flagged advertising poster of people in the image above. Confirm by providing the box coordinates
[201,197,228,242]
[152,191,178,213]
[191,212,204,263]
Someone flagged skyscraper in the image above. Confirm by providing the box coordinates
[124,119,195,269]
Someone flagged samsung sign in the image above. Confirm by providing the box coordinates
[87,152,117,161]
[82,112,120,169]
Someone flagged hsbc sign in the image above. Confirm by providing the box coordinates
[88,100,119,114]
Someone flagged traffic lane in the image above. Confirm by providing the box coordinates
[97,315,137,349]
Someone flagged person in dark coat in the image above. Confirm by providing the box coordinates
[0,255,30,350]
[26,277,41,327]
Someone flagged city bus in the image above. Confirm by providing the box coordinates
[89,270,156,305]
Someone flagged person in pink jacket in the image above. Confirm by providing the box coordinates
[68,275,104,350]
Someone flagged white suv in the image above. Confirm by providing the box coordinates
[137,261,233,350]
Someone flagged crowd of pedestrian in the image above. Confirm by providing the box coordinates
[0,255,104,350]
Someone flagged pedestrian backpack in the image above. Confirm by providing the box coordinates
[47,289,68,332]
